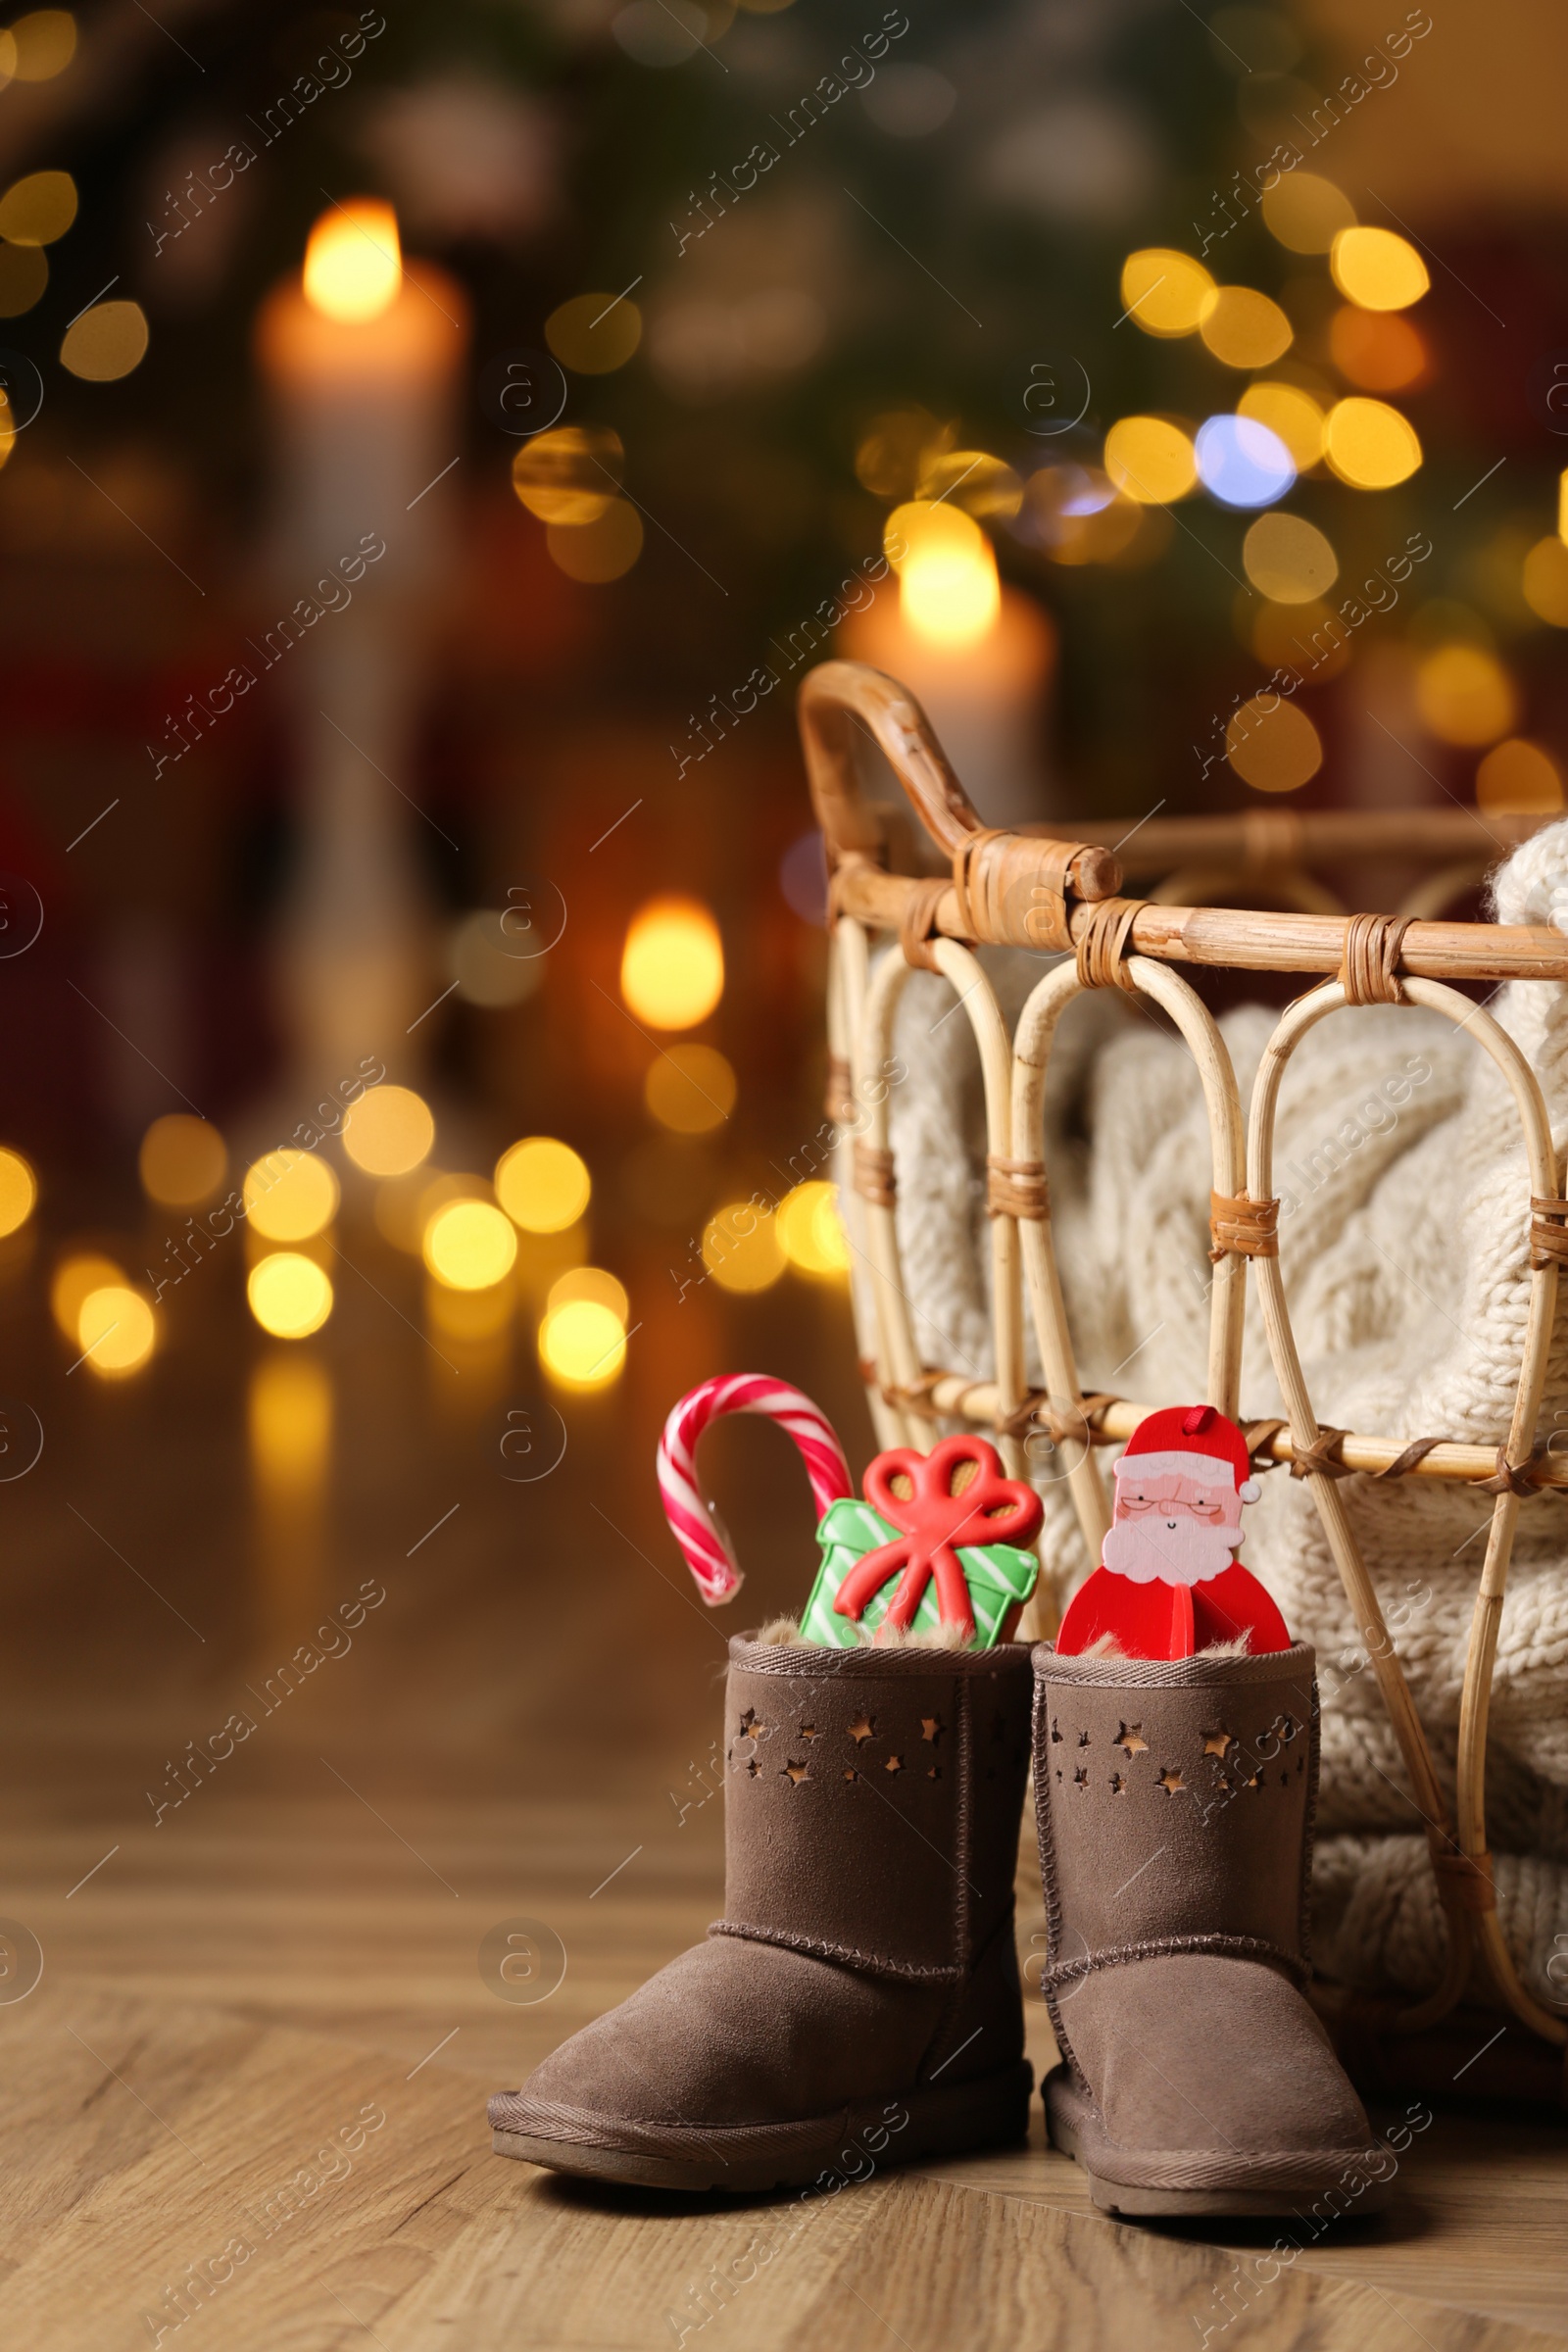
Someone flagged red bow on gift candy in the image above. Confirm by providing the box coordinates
[833,1435,1044,1641]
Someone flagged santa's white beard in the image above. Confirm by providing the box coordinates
[1102,1514,1241,1587]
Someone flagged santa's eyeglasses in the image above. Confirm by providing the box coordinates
[1116,1486,1227,1522]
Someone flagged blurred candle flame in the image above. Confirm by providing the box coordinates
[901,531,1000,650]
[303,199,402,323]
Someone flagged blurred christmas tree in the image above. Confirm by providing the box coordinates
[5,0,1566,826]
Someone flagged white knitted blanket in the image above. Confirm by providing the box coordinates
[878,822,1568,2012]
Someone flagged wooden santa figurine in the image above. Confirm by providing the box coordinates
[1055,1403,1292,1658]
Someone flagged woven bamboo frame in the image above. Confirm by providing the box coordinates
[802,655,1568,2054]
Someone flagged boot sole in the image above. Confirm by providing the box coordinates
[1045,2070,1396,2220]
[491,2059,1034,2192]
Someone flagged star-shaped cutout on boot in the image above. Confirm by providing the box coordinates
[848,1713,876,1744]
[1202,1728,1234,1758]
[1115,1722,1148,1756]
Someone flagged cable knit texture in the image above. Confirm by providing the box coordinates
[872,823,1568,2010]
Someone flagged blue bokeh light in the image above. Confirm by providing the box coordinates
[1195,415,1296,509]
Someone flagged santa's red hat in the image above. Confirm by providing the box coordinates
[1113,1403,1260,1504]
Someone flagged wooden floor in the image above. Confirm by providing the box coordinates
[0,1259,1563,2350]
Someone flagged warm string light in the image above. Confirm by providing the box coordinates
[341,1084,433,1178]
[139,1115,225,1206]
[0,1147,36,1238]
[424,1200,517,1291]
[620,898,724,1030]
[496,1138,591,1232]
[244,1150,338,1243]
[249,1254,333,1340]
[78,1284,156,1377]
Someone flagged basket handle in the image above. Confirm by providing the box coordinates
[798,659,1120,913]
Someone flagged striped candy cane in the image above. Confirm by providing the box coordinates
[658,1373,853,1604]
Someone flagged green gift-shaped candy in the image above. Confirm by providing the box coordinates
[801,1495,1040,1650]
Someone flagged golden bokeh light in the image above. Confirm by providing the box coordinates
[1198,286,1293,369]
[511,423,623,524]
[898,505,1000,648]
[546,498,642,582]
[1237,381,1325,472]
[424,1199,518,1291]
[1260,172,1355,255]
[1226,698,1324,793]
[303,199,401,322]
[1323,397,1421,489]
[546,1264,629,1324]
[496,1137,591,1233]
[52,1250,121,1341]
[5,10,76,79]
[1242,512,1338,604]
[645,1043,736,1135]
[244,1149,339,1243]
[1415,644,1516,748]
[1329,305,1427,392]
[1119,248,1214,338]
[1103,416,1198,505]
[1476,738,1564,816]
[1523,534,1568,626]
[776,1180,851,1276]
[540,1298,627,1388]
[0,168,75,244]
[0,1146,35,1238]
[341,1084,434,1178]
[916,448,1022,518]
[702,1200,786,1293]
[249,1352,332,1499]
[78,1284,156,1377]
[0,242,46,316]
[545,291,642,374]
[248,1252,333,1340]
[1330,226,1429,312]
[139,1114,225,1207]
[60,299,148,381]
[621,896,724,1030]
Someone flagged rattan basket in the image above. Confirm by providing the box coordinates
[801,655,1568,2108]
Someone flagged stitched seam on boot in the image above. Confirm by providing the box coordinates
[1035,1642,1317,1690]
[1070,2134,1394,2193]
[1301,1671,1321,1970]
[734,1640,1035,1683]
[1043,1932,1310,1991]
[707,1918,961,1982]
[1031,1676,1084,2089]
[498,2096,862,2150]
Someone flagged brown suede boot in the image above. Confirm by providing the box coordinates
[1032,1641,1393,2218]
[488,1634,1035,2191]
